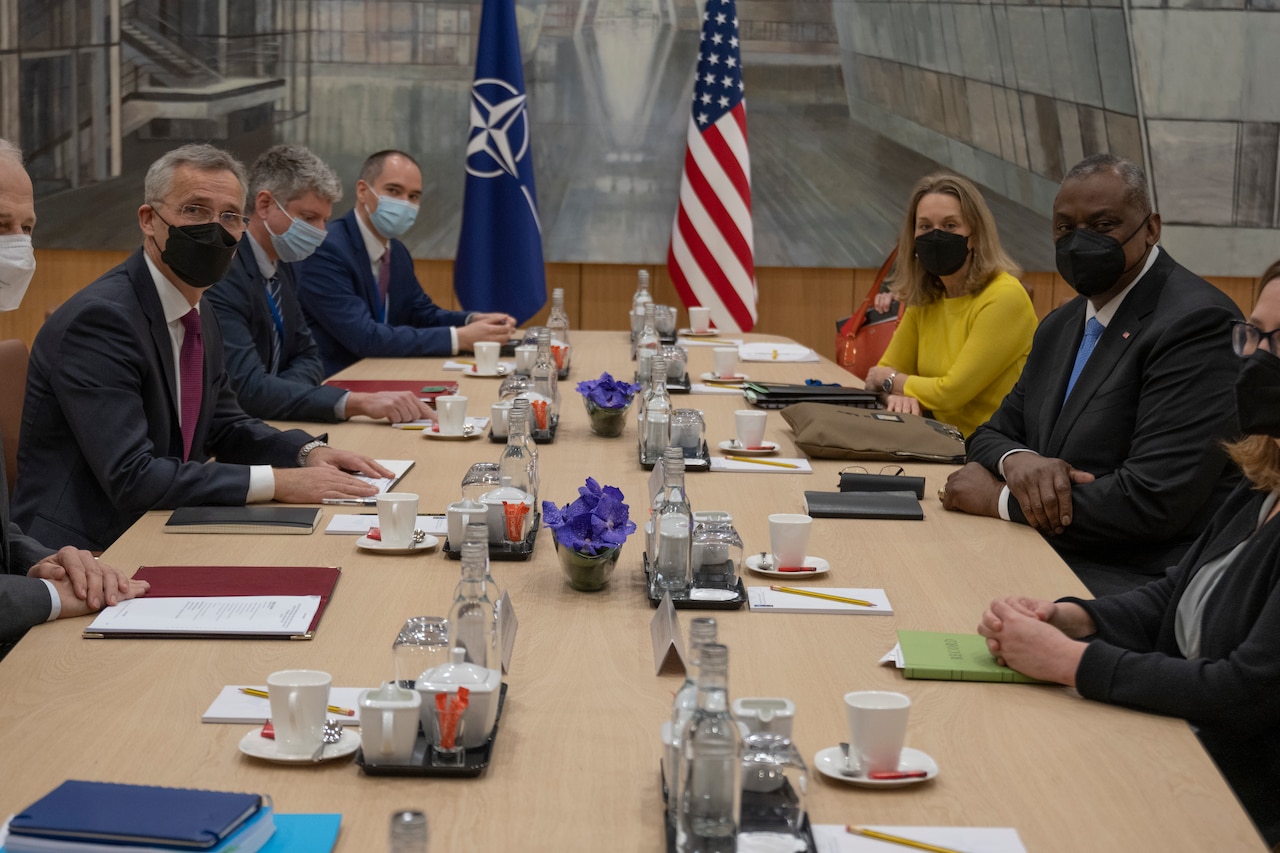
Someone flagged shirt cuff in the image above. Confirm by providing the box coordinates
[335,391,350,421]
[998,486,1012,522]
[247,466,275,503]
[450,327,459,356]
[41,578,60,621]
[997,447,1035,479]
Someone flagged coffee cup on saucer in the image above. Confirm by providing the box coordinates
[435,395,468,435]
[473,341,500,374]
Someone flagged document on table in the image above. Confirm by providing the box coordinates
[392,416,490,431]
[738,342,820,362]
[325,514,449,535]
[710,457,812,473]
[689,383,746,395]
[677,336,743,347]
[354,459,414,490]
[84,596,321,637]
[812,824,1027,853]
[202,685,367,725]
[747,587,893,615]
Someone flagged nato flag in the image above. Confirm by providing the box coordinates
[453,0,546,323]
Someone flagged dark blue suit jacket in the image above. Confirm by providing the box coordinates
[204,234,346,421]
[295,209,470,375]
[13,249,317,552]
[967,250,1243,593]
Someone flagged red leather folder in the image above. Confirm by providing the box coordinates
[323,380,458,401]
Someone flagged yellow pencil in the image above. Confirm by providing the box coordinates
[770,585,876,607]
[239,687,356,717]
[724,455,799,469]
[845,826,966,853]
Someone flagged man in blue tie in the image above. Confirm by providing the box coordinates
[942,154,1242,594]
[205,145,434,423]
[294,149,516,376]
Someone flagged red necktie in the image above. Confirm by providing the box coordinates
[377,252,390,317]
[179,308,203,461]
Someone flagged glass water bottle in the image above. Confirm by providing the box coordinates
[677,643,741,853]
[547,287,571,377]
[668,617,719,825]
[639,357,672,467]
[651,446,692,598]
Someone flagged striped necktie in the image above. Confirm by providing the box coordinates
[377,252,391,321]
[179,308,203,461]
[263,274,284,374]
[1063,317,1105,404]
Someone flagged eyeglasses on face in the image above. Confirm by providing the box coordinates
[1231,321,1280,357]
[150,201,250,232]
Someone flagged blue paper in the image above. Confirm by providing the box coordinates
[259,814,342,853]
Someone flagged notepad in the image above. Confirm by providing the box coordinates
[202,686,367,725]
[7,780,265,850]
[738,342,820,362]
[747,587,893,615]
[260,814,341,853]
[710,457,812,474]
[164,506,321,534]
[324,514,448,535]
[810,824,1028,853]
[896,630,1049,683]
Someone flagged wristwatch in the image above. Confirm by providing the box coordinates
[296,438,328,467]
[882,372,897,394]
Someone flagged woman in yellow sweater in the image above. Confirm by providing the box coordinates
[864,173,1036,436]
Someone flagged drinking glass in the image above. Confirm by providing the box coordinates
[392,616,450,689]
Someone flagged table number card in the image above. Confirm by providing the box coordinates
[498,591,518,675]
[650,593,688,676]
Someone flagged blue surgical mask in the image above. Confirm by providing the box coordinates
[367,194,418,239]
[266,197,327,263]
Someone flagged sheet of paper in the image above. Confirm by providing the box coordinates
[747,586,893,615]
[324,514,448,535]
[442,360,515,372]
[738,342,820,362]
[86,596,321,636]
[202,686,367,725]
[352,459,413,492]
[677,336,743,347]
[812,824,1028,853]
[710,457,812,474]
[879,642,905,668]
[689,383,745,395]
[392,416,491,431]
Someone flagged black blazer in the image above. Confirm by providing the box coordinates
[0,432,56,645]
[13,249,316,551]
[294,209,470,376]
[967,250,1242,583]
[204,234,346,421]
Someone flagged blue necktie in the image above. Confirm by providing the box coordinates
[263,274,285,374]
[1064,317,1105,403]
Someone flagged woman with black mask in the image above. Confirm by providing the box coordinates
[977,260,1280,848]
[864,173,1035,436]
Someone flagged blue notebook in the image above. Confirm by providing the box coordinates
[7,781,264,849]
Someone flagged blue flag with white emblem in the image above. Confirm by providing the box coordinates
[454,0,546,323]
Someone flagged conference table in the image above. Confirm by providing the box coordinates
[0,331,1264,852]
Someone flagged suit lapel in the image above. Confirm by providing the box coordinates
[339,211,382,320]
[127,250,181,418]
[1037,300,1086,449]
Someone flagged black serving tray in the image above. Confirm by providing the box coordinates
[530,418,559,445]
[633,371,691,393]
[640,440,710,472]
[642,557,747,610]
[660,759,816,852]
[356,683,507,778]
[444,511,540,561]
[488,418,559,444]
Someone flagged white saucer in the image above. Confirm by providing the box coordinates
[813,745,938,788]
[718,440,779,455]
[356,534,439,554]
[464,363,509,377]
[745,554,830,577]
[701,372,749,383]
[239,728,361,764]
[679,328,721,338]
[422,428,483,440]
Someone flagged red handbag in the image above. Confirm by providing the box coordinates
[836,247,902,379]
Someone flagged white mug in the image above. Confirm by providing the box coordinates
[689,306,711,334]
[735,409,767,449]
[359,682,422,764]
[435,394,468,435]
[514,344,537,375]
[267,669,331,756]
[844,690,911,774]
[377,492,419,548]
[713,346,738,379]
[473,341,500,374]
[490,401,513,438]
[768,513,811,567]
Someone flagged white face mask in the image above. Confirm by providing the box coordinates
[0,234,35,311]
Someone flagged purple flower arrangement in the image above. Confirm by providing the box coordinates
[542,478,638,556]
[576,372,642,410]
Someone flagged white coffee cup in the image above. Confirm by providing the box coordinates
[768,513,811,567]
[473,341,500,374]
[713,346,738,379]
[377,492,419,548]
[735,409,767,448]
[844,690,911,774]
[514,344,537,374]
[490,401,513,438]
[436,394,468,435]
[358,682,422,764]
[267,669,331,756]
[689,306,711,334]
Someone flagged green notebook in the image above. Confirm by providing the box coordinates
[896,630,1049,684]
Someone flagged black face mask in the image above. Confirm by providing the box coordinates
[1054,214,1150,298]
[914,229,970,278]
[1235,349,1280,437]
[153,213,238,289]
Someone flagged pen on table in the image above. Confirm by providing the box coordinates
[845,826,965,853]
[724,455,799,469]
[323,497,377,506]
[769,585,876,607]
[238,687,355,717]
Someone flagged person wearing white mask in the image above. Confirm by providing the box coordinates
[205,145,435,424]
[0,138,148,656]
[295,149,516,376]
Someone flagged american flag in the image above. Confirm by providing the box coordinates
[666,0,757,333]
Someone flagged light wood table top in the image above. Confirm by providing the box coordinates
[0,331,1263,851]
